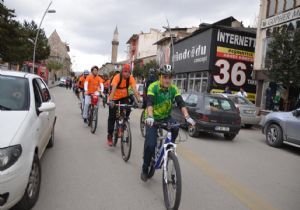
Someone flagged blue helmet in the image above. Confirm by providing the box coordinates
[83,70,89,75]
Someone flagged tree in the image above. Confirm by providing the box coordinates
[46,60,63,72]
[0,4,50,65]
[133,60,159,79]
[266,28,300,110]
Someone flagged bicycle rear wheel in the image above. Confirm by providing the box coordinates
[140,109,146,138]
[121,121,132,162]
[147,158,156,179]
[113,122,118,147]
[162,152,182,210]
[90,107,98,133]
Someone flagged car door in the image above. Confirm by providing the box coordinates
[33,79,49,154]
[36,78,54,137]
[286,109,300,143]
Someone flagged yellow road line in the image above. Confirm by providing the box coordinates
[178,145,279,210]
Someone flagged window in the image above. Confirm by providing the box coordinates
[186,94,198,107]
[277,0,285,13]
[33,80,43,109]
[187,72,209,93]
[0,75,30,110]
[286,0,294,10]
[268,0,276,16]
[36,79,51,102]
[205,96,235,112]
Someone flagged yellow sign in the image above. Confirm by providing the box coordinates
[210,89,256,103]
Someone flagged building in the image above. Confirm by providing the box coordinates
[154,27,198,67]
[111,26,119,64]
[126,28,162,67]
[253,0,300,110]
[172,17,257,102]
[47,30,71,79]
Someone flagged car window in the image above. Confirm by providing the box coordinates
[36,78,51,102]
[235,96,252,105]
[0,75,30,110]
[33,80,43,109]
[186,94,198,107]
[205,96,235,112]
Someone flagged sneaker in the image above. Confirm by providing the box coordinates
[140,170,148,182]
[107,134,113,146]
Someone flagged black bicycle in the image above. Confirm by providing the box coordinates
[112,102,135,161]
[87,93,99,134]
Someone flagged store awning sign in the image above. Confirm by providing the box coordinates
[261,7,300,29]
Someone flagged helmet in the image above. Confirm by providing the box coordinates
[83,70,89,75]
[159,64,173,76]
[149,68,156,74]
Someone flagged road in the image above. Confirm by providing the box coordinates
[33,87,300,210]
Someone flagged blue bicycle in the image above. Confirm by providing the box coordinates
[147,121,188,210]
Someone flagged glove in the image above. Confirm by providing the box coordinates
[145,116,154,127]
[185,116,196,126]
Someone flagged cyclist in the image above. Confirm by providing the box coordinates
[141,64,195,182]
[83,66,105,123]
[107,63,141,146]
[78,70,90,109]
[142,68,158,108]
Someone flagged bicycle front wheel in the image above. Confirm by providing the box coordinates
[121,121,132,162]
[90,107,98,134]
[162,152,182,210]
[140,109,146,138]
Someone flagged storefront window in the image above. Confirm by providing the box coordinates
[187,72,209,93]
[285,0,294,10]
[173,73,187,92]
[268,0,276,16]
[277,0,285,13]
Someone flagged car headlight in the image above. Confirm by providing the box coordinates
[0,145,22,171]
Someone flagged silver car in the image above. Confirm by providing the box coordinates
[220,94,261,128]
[260,109,300,148]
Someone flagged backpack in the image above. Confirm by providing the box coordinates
[109,73,130,93]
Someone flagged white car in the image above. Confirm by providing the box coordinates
[0,70,56,210]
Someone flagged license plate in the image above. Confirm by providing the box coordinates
[215,126,230,131]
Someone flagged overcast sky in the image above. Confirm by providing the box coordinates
[5,0,260,71]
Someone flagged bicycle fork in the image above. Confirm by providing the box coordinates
[163,142,177,184]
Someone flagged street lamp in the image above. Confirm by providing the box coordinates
[32,1,56,73]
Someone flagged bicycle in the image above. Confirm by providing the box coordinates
[147,121,188,210]
[111,102,135,162]
[87,92,99,134]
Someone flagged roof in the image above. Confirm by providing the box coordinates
[0,69,39,79]
[126,34,138,44]
[175,17,256,44]
[153,36,172,45]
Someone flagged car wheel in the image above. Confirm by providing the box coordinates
[188,125,198,137]
[47,123,55,148]
[14,154,41,210]
[224,133,236,140]
[244,124,253,129]
[266,124,283,147]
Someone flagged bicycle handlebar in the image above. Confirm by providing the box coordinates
[153,121,189,130]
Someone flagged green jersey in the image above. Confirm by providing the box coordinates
[147,81,181,120]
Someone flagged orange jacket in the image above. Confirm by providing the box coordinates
[85,75,105,94]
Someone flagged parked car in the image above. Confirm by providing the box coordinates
[260,109,300,148]
[59,77,67,87]
[220,94,261,128]
[0,70,56,210]
[172,93,241,140]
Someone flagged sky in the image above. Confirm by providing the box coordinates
[4,0,260,72]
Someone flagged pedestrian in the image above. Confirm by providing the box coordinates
[236,87,248,98]
[223,86,232,94]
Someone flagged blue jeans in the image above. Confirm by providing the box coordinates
[142,117,179,173]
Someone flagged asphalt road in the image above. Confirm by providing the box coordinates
[32,87,300,210]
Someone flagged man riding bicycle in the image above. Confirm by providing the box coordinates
[83,66,105,123]
[142,68,158,108]
[78,70,89,96]
[141,64,195,182]
[107,63,141,146]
